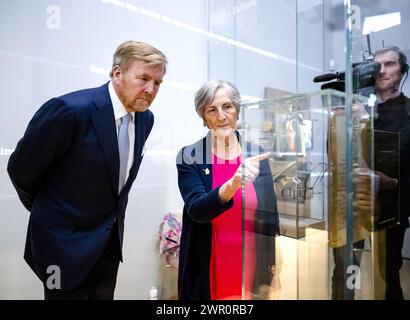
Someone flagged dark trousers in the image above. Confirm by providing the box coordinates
[44,224,121,300]
[331,240,365,300]
[385,225,407,300]
[331,226,407,300]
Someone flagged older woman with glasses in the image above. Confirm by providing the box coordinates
[176,80,280,300]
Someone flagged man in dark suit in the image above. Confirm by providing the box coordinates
[373,46,410,300]
[7,40,167,300]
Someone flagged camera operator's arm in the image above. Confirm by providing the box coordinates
[375,171,398,190]
[353,168,397,216]
[353,168,373,215]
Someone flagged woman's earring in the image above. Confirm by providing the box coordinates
[203,121,207,127]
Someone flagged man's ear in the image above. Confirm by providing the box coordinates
[112,65,122,82]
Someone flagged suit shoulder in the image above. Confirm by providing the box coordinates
[176,144,193,163]
[146,108,154,118]
[58,87,96,102]
[404,95,410,113]
[177,139,200,158]
[176,137,206,165]
[56,84,107,112]
[141,109,154,122]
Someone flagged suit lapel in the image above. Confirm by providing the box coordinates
[195,134,212,191]
[90,83,119,194]
[133,111,146,170]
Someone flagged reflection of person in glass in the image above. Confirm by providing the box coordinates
[373,46,410,300]
[283,114,306,156]
[176,80,280,300]
[332,46,409,300]
[303,120,312,150]
[285,119,296,152]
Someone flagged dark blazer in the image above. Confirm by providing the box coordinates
[374,93,410,228]
[176,132,279,300]
[7,82,154,291]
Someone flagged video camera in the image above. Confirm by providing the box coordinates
[313,60,381,98]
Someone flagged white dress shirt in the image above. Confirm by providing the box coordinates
[108,81,135,184]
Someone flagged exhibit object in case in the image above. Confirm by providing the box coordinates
[239,89,389,299]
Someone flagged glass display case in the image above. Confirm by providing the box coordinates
[207,0,409,300]
[239,89,388,299]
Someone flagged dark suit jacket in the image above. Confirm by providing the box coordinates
[176,132,279,300]
[375,93,410,228]
[7,82,154,291]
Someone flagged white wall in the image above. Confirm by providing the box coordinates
[0,0,209,299]
[207,0,325,97]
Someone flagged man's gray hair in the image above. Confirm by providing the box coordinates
[374,46,408,75]
[194,80,241,119]
[109,40,168,77]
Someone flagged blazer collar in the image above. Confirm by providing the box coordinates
[90,82,152,197]
[90,82,120,194]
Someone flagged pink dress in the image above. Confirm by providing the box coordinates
[210,154,258,300]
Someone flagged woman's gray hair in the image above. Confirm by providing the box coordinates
[194,80,241,118]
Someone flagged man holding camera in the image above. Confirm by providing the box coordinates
[332,46,409,300]
[373,46,410,300]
